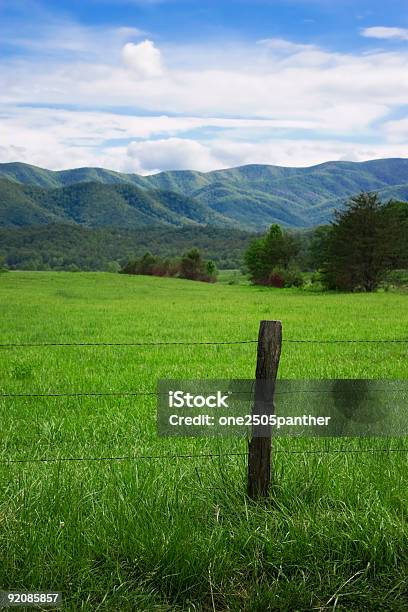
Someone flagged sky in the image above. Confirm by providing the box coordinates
[0,0,408,174]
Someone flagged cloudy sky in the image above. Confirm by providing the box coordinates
[1,0,408,174]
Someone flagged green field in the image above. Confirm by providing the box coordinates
[1,272,407,611]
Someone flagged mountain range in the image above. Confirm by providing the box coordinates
[1,158,408,230]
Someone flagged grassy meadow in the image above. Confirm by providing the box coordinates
[0,271,407,611]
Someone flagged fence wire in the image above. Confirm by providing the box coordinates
[0,338,407,349]
[1,447,408,465]
[1,334,407,467]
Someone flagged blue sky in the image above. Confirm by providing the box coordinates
[1,0,408,173]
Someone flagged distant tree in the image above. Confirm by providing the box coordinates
[0,224,254,272]
[120,248,217,283]
[106,260,121,273]
[66,263,80,272]
[322,192,393,292]
[244,224,300,284]
[268,265,304,288]
[206,260,218,282]
[179,248,206,280]
[139,252,158,275]
[381,200,408,269]
[309,225,333,271]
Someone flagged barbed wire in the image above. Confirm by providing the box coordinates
[0,340,258,349]
[1,386,407,399]
[1,447,408,465]
[0,338,407,349]
[0,390,157,398]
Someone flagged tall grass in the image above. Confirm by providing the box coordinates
[0,272,407,610]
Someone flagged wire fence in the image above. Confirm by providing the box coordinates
[0,337,408,349]
[1,334,407,466]
[2,448,408,465]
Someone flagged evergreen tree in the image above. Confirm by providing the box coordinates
[309,225,333,271]
[206,260,218,282]
[179,248,206,280]
[381,200,408,269]
[322,192,392,292]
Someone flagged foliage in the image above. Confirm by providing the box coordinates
[384,269,408,289]
[206,259,218,279]
[121,248,218,283]
[270,265,304,288]
[309,225,333,271]
[0,178,224,229]
[3,158,408,229]
[381,200,408,269]
[179,248,217,282]
[0,224,255,271]
[121,252,177,278]
[0,255,7,273]
[244,224,301,285]
[321,193,407,292]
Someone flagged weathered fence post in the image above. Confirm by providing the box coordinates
[247,320,282,499]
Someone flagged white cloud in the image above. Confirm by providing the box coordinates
[0,106,327,171]
[382,116,408,143]
[2,34,404,131]
[127,137,219,172]
[1,17,408,172]
[126,137,408,174]
[122,40,164,78]
[1,110,408,174]
[361,27,408,41]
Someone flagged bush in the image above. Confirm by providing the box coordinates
[106,261,121,273]
[120,249,217,283]
[268,269,285,288]
[283,266,304,288]
[66,263,80,272]
[384,269,408,289]
[179,249,217,282]
[268,266,304,288]
[244,224,301,284]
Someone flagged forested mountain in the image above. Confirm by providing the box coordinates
[0,224,255,270]
[0,179,231,229]
[1,158,408,229]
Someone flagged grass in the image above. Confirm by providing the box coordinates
[0,271,407,611]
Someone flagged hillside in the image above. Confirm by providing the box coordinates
[1,158,408,229]
[0,224,255,270]
[0,179,232,229]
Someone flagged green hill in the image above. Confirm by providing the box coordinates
[0,179,231,229]
[1,158,408,229]
[0,224,255,270]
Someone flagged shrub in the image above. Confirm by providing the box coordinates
[268,266,304,288]
[268,269,285,288]
[283,265,304,288]
[384,269,408,289]
[120,249,217,283]
[106,261,121,273]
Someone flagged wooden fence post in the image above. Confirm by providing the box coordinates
[247,320,282,499]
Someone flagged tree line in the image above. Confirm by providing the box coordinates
[120,248,218,283]
[0,225,253,272]
[1,192,407,291]
[245,193,408,291]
